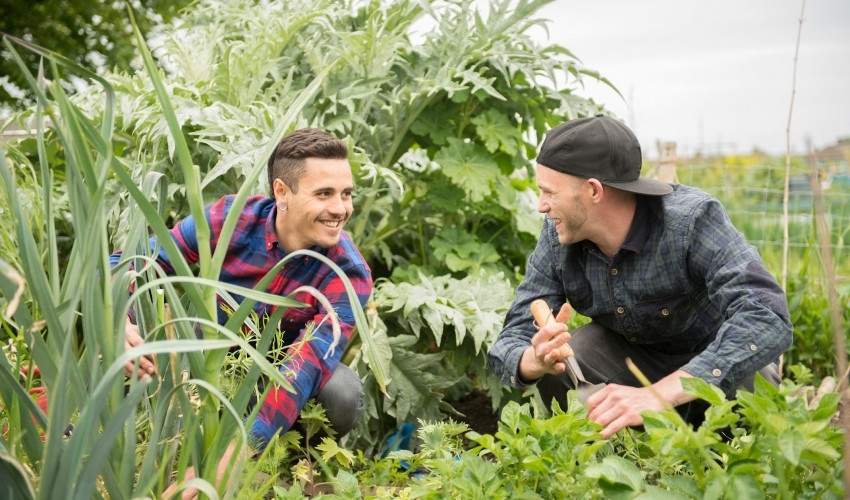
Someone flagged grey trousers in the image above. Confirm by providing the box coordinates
[537,323,781,425]
[313,364,364,436]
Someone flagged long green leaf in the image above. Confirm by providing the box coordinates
[57,338,236,492]
[109,158,207,311]
[128,8,212,291]
[0,451,35,500]
[71,380,148,500]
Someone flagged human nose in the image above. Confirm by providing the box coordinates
[329,195,348,216]
[537,196,549,214]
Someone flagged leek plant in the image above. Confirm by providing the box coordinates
[0,11,388,498]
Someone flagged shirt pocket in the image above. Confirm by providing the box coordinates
[633,294,694,343]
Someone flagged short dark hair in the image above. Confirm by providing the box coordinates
[267,128,348,195]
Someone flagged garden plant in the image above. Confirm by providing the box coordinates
[0,0,847,498]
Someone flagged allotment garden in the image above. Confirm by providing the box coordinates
[0,0,847,498]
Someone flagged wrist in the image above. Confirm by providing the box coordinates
[518,346,544,383]
[650,369,695,407]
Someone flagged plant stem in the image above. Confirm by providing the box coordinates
[808,147,850,492]
[781,0,806,293]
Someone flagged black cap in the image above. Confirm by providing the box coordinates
[536,115,672,196]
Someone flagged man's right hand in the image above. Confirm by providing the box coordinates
[124,318,156,378]
[518,303,574,382]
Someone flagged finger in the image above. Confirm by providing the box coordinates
[591,404,623,428]
[538,334,571,363]
[587,389,616,420]
[601,414,636,439]
[586,383,615,408]
[555,303,574,324]
[533,322,568,346]
[551,361,566,374]
[551,342,574,361]
[139,355,156,375]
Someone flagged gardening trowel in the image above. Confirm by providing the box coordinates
[530,299,606,405]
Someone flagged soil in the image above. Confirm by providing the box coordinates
[449,389,500,436]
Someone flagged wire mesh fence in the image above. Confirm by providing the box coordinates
[665,156,850,284]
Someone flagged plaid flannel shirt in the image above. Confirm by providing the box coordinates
[110,195,372,448]
[488,184,792,396]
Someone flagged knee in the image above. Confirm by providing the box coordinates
[316,364,364,437]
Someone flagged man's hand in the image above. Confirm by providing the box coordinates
[518,303,574,382]
[586,370,695,438]
[586,384,666,438]
[124,318,156,378]
[162,442,244,500]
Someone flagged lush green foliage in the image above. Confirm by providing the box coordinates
[0,4,383,497]
[238,373,843,498]
[2,0,611,453]
[0,0,847,497]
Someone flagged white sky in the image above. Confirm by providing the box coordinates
[533,0,850,157]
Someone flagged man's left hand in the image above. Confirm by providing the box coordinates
[586,384,667,438]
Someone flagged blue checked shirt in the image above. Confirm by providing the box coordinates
[488,185,792,396]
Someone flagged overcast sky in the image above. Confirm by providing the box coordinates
[532,0,850,157]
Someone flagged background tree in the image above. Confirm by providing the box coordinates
[0,0,188,106]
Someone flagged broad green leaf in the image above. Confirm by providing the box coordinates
[471,109,519,155]
[410,106,454,145]
[317,437,355,467]
[384,335,457,423]
[725,475,763,500]
[778,429,803,466]
[802,436,841,461]
[585,455,645,492]
[434,138,498,202]
[682,376,726,406]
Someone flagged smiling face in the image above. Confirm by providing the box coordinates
[274,157,354,251]
[535,164,589,245]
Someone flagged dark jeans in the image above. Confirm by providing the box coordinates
[537,323,781,426]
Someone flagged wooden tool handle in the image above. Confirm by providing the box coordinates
[530,299,553,326]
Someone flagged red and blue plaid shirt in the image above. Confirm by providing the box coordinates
[111,195,372,448]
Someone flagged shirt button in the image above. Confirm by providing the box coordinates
[749,344,757,351]
[660,307,670,317]
[616,306,625,315]
[712,368,722,377]
[610,268,619,276]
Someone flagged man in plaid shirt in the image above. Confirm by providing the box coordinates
[488,116,792,438]
[114,128,372,449]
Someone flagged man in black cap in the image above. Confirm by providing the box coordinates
[488,115,791,437]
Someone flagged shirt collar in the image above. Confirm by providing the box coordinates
[619,195,656,254]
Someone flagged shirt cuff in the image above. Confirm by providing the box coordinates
[505,345,536,389]
[680,354,735,396]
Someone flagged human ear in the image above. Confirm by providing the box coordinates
[587,178,605,203]
[272,178,289,211]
